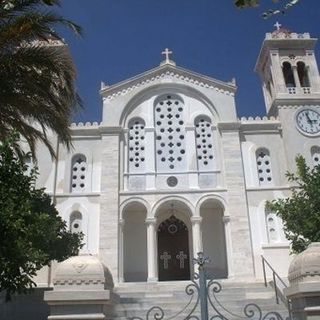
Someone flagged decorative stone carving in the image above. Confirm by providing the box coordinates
[285,243,320,320]
[288,242,320,284]
[45,255,118,320]
[53,255,114,290]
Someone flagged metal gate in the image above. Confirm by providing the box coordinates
[129,252,291,320]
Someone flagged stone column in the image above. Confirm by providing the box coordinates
[99,130,121,282]
[118,219,125,283]
[191,216,203,258]
[146,218,157,282]
[223,215,234,278]
[145,128,156,190]
[292,65,301,89]
[219,126,254,278]
[186,126,198,188]
[284,243,320,320]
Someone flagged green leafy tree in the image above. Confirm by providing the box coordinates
[235,0,301,18]
[0,0,82,158]
[266,155,320,254]
[0,134,83,300]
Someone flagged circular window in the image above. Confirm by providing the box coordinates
[168,224,178,234]
[167,176,178,187]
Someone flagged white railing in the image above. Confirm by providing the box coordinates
[277,85,312,95]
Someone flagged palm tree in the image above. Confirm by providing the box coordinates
[0,0,82,158]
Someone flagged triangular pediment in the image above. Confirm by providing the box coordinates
[100,63,236,101]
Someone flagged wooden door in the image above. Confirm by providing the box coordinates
[157,216,190,281]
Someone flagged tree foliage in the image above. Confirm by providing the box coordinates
[0,0,82,158]
[235,0,301,18]
[266,156,320,254]
[0,134,83,300]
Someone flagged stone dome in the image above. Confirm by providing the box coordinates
[288,242,320,284]
[53,254,113,291]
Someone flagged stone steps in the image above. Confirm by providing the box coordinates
[109,280,290,320]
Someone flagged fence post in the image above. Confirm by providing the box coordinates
[194,252,209,320]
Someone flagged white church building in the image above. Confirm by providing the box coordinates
[31,26,320,291]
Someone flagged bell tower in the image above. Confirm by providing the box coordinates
[255,23,320,116]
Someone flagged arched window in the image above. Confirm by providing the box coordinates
[265,210,281,243]
[195,116,214,170]
[71,154,87,192]
[282,62,295,88]
[154,94,186,172]
[128,118,145,172]
[256,148,273,186]
[297,62,310,87]
[70,211,82,233]
[311,146,320,167]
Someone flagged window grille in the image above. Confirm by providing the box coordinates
[155,94,186,171]
[128,118,145,172]
[256,149,273,186]
[195,116,214,170]
[71,154,87,192]
[70,211,82,233]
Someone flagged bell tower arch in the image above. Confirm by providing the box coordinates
[255,25,320,116]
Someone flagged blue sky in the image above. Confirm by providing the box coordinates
[57,0,320,123]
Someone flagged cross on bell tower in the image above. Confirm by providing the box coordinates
[274,21,282,31]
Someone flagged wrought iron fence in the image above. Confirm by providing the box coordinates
[129,252,291,320]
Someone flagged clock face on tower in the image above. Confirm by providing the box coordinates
[296,108,320,135]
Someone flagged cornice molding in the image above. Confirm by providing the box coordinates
[100,64,236,102]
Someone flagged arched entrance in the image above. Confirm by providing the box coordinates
[157,215,190,281]
[122,201,148,282]
[200,199,228,279]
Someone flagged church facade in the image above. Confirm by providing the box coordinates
[33,28,320,288]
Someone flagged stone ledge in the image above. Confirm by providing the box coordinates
[44,290,119,304]
[48,314,105,320]
[284,282,320,297]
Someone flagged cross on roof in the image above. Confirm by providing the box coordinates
[162,48,173,63]
[274,22,282,31]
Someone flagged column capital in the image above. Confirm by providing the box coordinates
[222,215,231,223]
[145,218,157,225]
[191,216,202,224]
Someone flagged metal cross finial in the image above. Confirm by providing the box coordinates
[162,48,173,63]
[192,252,210,268]
[274,21,282,31]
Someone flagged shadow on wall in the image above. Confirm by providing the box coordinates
[0,288,52,320]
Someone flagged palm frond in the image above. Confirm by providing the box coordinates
[0,0,82,158]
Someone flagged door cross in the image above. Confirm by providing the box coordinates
[176,251,188,269]
[160,251,171,269]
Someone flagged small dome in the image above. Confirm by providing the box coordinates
[288,243,320,284]
[53,255,113,291]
